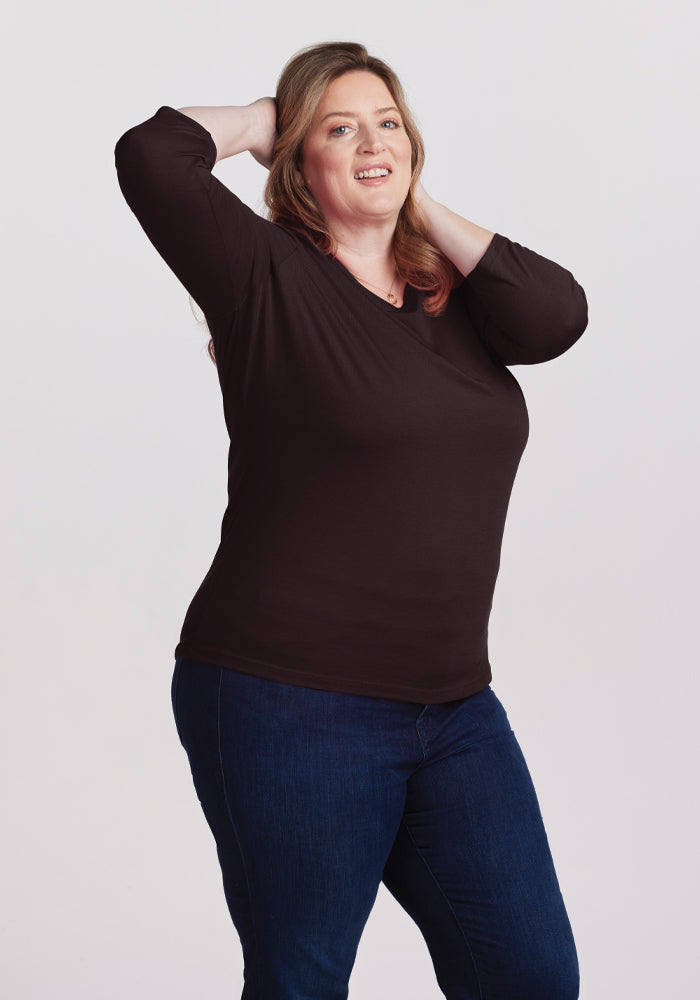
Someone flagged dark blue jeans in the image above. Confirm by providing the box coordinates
[171,657,578,999]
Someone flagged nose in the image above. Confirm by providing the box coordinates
[358,125,385,155]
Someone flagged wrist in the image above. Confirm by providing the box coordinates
[413,178,430,208]
[247,97,277,166]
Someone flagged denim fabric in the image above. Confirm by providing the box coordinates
[171,657,578,1000]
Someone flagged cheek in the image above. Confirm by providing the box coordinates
[397,136,413,171]
[308,155,351,204]
[304,147,334,184]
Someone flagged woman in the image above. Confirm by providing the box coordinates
[115,41,587,1000]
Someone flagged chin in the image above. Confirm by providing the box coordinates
[357,195,405,219]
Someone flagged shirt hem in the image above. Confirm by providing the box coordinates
[173,641,493,705]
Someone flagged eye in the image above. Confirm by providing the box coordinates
[330,124,351,136]
[380,119,401,129]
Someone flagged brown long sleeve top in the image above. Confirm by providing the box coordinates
[114,105,588,703]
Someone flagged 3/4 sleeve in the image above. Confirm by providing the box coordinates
[114,105,296,325]
[460,233,589,366]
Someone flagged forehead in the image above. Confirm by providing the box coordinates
[313,70,396,118]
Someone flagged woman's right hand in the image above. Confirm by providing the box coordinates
[247,97,277,170]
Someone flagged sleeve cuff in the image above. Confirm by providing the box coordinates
[155,105,218,164]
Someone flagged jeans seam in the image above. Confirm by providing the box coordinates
[401,820,484,1000]
[216,668,258,979]
[413,728,515,776]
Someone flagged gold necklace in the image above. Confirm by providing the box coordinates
[349,264,399,305]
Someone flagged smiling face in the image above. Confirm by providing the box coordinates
[301,70,413,237]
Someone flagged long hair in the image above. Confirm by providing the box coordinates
[202,42,455,365]
[266,42,454,309]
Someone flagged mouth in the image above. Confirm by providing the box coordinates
[354,167,391,180]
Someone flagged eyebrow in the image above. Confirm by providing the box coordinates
[321,106,400,122]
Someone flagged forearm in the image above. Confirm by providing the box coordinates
[177,98,276,166]
[414,183,494,277]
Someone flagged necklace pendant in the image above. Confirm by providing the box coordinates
[387,291,397,305]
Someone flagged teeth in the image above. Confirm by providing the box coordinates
[354,168,390,179]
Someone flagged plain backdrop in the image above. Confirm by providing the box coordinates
[2,0,698,996]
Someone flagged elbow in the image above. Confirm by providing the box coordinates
[114,119,166,208]
[559,280,589,354]
[114,109,167,176]
[569,281,589,340]
[535,280,588,364]
[114,121,148,174]
[509,281,588,366]
[114,127,147,209]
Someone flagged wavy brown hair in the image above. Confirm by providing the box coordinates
[202,42,455,364]
[266,42,454,302]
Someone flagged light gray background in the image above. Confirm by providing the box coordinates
[3,0,697,996]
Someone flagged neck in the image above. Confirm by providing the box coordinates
[334,242,395,272]
[328,219,404,304]
[332,231,396,283]
[329,214,396,260]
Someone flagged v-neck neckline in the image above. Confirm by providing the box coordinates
[328,253,420,316]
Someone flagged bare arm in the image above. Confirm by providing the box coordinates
[177,97,277,167]
[414,181,495,277]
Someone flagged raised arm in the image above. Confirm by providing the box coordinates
[414,182,588,366]
[414,181,495,277]
[114,101,289,327]
[176,98,277,166]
